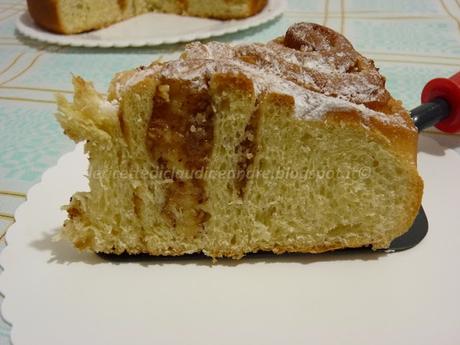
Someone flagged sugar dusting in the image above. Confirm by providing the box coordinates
[115,29,410,129]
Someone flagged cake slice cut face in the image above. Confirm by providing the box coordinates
[56,23,423,259]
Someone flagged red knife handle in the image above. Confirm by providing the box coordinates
[421,71,460,133]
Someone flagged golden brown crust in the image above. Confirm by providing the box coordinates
[181,22,420,160]
[282,23,390,108]
[210,71,255,95]
[184,24,391,109]
[249,0,268,16]
[27,0,126,34]
[27,0,65,34]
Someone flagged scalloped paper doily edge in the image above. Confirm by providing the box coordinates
[0,142,86,343]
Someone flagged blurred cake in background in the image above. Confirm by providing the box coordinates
[27,0,268,34]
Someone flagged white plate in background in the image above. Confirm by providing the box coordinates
[16,0,286,48]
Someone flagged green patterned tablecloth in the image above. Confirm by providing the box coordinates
[1,0,460,343]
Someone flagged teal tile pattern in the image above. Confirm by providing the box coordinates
[347,19,460,56]
[346,0,443,14]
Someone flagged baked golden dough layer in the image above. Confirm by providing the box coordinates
[56,23,423,259]
[27,0,268,34]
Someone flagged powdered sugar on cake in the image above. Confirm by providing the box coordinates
[114,23,411,130]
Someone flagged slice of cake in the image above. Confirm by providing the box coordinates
[56,23,423,259]
[27,0,268,34]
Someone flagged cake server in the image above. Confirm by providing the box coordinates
[387,71,460,251]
